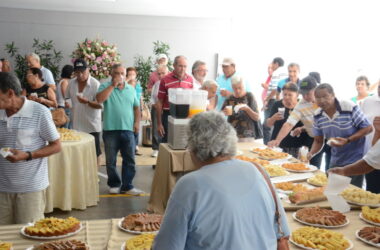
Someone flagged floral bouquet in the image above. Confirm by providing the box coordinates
[71,38,120,79]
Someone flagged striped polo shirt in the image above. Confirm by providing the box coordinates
[287,99,319,137]
[0,98,60,193]
[313,99,371,167]
[157,72,193,110]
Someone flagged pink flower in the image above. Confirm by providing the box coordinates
[96,56,102,63]
[92,65,98,71]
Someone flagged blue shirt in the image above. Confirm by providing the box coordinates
[277,78,301,93]
[313,99,371,166]
[135,82,143,101]
[153,159,290,250]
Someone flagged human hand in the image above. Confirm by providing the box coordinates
[373,116,380,132]
[268,140,280,148]
[6,149,29,163]
[28,95,38,101]
[157,123,165,137]
[291,127,303,137]
[306,152,314,161]
[112,75,124,87]
[328,167,346,176]
[77,95,89,104]
[271,112,283,121]
[133,122,140,133]
[329,137,348,147]
[220,89,232,97]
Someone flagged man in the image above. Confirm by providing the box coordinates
[276,63,301,96]
[147,54,168,92]
[262,57,287,144]
[26,53,55,89]
[96,64,142,195]
[66,59,102,166]
[0,72,61,224]
[156,55,193,142]
[191,60,208,89]
[268,76,327,168]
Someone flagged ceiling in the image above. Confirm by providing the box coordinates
[0,0,238,18]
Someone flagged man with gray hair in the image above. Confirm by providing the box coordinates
[0,72,61,224]
[191,60,208,89]
[154,111,289,249]
[96,64,143,195]
[26,53,56,89]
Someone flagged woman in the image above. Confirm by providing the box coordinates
[56,65,74,128]
[222,76,262,139]
[200,79,218,111]
[308,83,372,187]
[266,83,306,157]
[351,76,372,105]
[23,67,57,108]
[153,111,290,250]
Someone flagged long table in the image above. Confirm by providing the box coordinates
[45,132,99,213]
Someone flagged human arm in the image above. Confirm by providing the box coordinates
[268,123,294,147]
[307,135,324,161]
[96,80,120,103]
[156,99,165,137]
[7,139,61,163]
[39,87,57,108]
[240,92,260,121]
[133,102,141,133]
[266,102,281,128]
[328,160,374,176]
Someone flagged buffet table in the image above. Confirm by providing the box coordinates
[45,132,99,213]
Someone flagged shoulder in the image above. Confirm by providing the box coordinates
[90,76,101,86]
[338,99,355,112]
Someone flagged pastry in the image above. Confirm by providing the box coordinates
[282,163,310,171]
[32,239,88,250]
[307,173,327,186]
[235,155,270,166]
[57,128,81,141]
[362,206,380,223]
[341,187,380,205]
[263,164,289,177]
[125,234,156,250]
[251,148,289,160]
[275,182,308,192]
[289,187,326,205]
[122,213,163,232]
[358,226,380,244]
[24,217,80,237]
[295,207,347,226]
[0,241,12,250]
[292,226,350,250]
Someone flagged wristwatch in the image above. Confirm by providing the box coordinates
[26,151,33,161]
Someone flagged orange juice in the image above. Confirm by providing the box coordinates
[188,109,204,118]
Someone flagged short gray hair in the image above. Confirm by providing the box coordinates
[26,52,40,63]
[0,72,22,96]
[231,75,244,86]
[201,79,218,89]
[187,111,237,162]
[111,63,123,72]
[156,64,168,72]
[192,60,206,74]
[174,55,187,65]
[288,62,300,71]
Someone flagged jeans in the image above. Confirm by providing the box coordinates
[63,107,73,129]
[151,106,162,150]
[263,99,275,145]
[365,170,380,193]
[161,110,170,143]
[103,130,136,191]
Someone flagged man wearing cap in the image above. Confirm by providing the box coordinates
[156,55,193,142]
[147,54,168,92]
[192,60,208,89]
[26,53,56,90]
[268,76,326,168]
[66,58,103,166]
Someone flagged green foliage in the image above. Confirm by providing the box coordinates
[153,40,173,71]
[4,39,63,87]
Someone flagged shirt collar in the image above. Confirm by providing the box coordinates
[0,97,33,120]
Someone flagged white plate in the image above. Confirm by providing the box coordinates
[306,178,326,187]
[290,237,353,250]
[236,150,243,156]
[292,212,349,228]
[118,218,158,235]
[20,223,82,240]
[282,164,318,173]
[355,229,380,248]
[359,212,380,226]
[346,200,380,208]
[120,242,125,250]
[276,189,293,195]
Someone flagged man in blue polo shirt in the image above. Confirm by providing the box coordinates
[308,83,372,187]
[96,64,143,195]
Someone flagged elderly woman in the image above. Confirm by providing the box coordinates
[201,79,218,110]
[23,67,57,108]
[222,76,262,139]
[266,82,307,157]
[308,83,372,187]
[153,111,290,249]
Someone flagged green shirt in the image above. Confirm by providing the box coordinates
[98,82,139,131]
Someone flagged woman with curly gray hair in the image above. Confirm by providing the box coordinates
[153,111,290,250]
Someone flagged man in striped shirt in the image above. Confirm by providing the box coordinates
[308,83,372,187]
[156,55,193,142]
[0,72,61,224]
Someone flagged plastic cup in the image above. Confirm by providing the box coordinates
[278,107,285,118]
[30,92,38,98]
[77,92,83,98]
[225,105,233,116]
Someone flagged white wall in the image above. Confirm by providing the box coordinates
[0,7,232,80]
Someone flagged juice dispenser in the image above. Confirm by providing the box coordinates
[168,88,191,118]
[188,90,208,118]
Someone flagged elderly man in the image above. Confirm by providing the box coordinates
[26,53,55,89]
[191,60,207,89]
[153,111,289,249]
[0,72,61,224]
[96,64,143,195]
[147,54,168,92]
[156,55,193,142]
[276,63,301,96]
[66,59,102,166]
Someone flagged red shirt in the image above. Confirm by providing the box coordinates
[148,71,159,90]
[158,72,193,110]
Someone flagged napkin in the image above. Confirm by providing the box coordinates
[234,104,247,113]
[0,148,12,158]
[324,173,351,213]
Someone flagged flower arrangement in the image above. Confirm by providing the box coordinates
[71,38,120,79]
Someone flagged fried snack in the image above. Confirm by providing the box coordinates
[282,163,310,171]
[33,239,89,250]
[292,226,350,250]
[0,241,12,250]
[263,164,289,177]
[125,234,156,250]
[341,187,380,205]
[235,155,270,166]
[308,173,328,186]
[57,128,81,141]
[24,217,80,237]
[362,206,380,223]
[275,182,308,192]
[295,207,347,226]
[358,226,380,244]
[289,187,326,205]
[122,213,163,232]
[251,148,289,160]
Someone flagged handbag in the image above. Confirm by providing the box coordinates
[141,102,151,122]
[252,162,290,250]
[51,108,69,127]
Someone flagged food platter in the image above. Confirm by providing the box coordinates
[289,237,353,250]
[359,213,380,226]
[346,201,380,208]
[20,223,83,240]
[292,212,349,228]
[118,218,158,235]
[355,230,380,248]
[283,164,318,173]
[306,179,325,187]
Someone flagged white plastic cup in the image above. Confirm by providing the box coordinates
[278,107,285,118]
[225,105,233,116]
[76,92,83,98]
[30,92,38,98]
